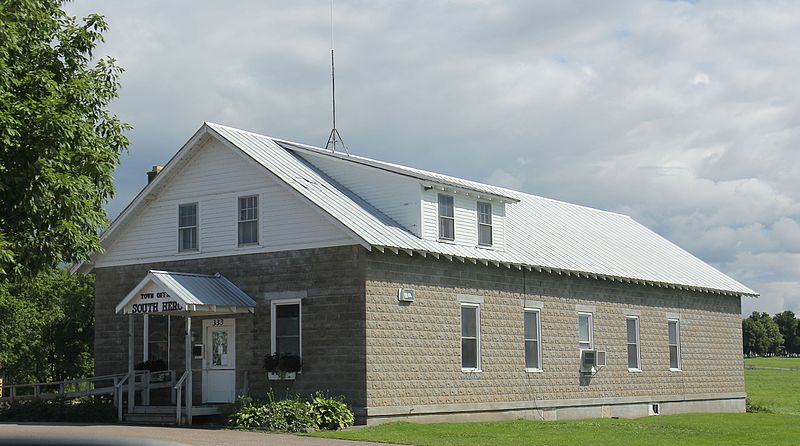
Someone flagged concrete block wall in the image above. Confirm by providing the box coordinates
[364,251,745,419]
[94,245,367,412]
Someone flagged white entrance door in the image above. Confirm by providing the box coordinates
[202,318,236,403]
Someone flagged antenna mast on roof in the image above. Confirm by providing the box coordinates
[325,0,349,155]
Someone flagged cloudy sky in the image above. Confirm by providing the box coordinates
[65,1,800,316]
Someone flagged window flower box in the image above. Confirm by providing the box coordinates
[264,353,301,381]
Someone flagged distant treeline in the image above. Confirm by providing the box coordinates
[743,311,800,357]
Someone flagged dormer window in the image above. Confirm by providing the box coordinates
[438,194,455,240]
[477,202,492,246]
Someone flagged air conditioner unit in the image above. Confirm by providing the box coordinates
[580,349,596,373]
[397,287,415,302]
[580,349,606,373]
[596,350,607,368]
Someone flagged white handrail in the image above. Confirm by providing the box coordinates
[173,370,190,425]
[115,373,131,422]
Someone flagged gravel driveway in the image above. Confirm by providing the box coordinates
[0,423,401,446]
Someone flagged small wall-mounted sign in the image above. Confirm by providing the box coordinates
[397,287,415,302]
[193,343,203,359]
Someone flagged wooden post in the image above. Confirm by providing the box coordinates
[128,314,135,415]
[185,315,192,425]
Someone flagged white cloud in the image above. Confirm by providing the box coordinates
[65,0,800,315]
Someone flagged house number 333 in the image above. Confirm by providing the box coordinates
[212,319,224,326]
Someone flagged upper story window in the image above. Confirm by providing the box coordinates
[477,202,492,246]
[578,312,593,350]
[668,319,681,370]
[271,299,301,358]
[626,316,641,371]
[524,308,541,371]
[178,203,198,252]
[461,303,480,371]
[438,194,455,240]
[238,195,259,246]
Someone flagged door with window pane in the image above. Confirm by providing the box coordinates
[202,319,236,403]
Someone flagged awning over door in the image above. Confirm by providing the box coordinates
[115,270,256,316]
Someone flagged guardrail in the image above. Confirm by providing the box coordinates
[2,369,180,422]
[173,370,190,425]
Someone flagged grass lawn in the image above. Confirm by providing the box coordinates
[313,361,800,445]
[314,413,800,446]
[745,356,800,369]
[745,358,800,415]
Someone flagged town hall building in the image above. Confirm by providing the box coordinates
[76,122,757,424]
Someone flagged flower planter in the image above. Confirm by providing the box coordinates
[267,371,297,381]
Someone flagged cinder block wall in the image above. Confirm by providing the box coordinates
[364,251,745,418]
[94,245,367,412]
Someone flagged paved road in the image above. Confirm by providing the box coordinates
[0,423,401,446]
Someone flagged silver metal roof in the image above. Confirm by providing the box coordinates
[115,270,257,314]
[151,271,257,308]
[204,123,757,297]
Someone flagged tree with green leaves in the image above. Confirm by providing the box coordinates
[0,0,129,278]
[742,311,784,356]
[0,268,94,383]
[773,310,799,355]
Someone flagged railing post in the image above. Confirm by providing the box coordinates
[128,314,135,414]
[112,377,118,408]
[86,378,91,398]
[185,315,192,425]
[176,385,182,425]
[33,384,39,399]
[143,371,150,406]
[170,370,176,405]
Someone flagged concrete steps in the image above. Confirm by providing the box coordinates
[123,405,226,426]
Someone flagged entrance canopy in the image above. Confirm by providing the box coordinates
[116,270,256,316]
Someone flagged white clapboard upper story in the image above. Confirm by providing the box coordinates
[78,122,757,297]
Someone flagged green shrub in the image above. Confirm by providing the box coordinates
[274,399,315,432]
[746,397,773,413]
[308,393,354,430]
[0,396,114,422]
[228,392,354,432]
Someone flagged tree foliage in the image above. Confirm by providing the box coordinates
[742,311,784,356]
[772,310,800,355]
[0,0,129,277]
[0,267,94,383]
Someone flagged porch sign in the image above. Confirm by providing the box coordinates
[130,291,183,314]
[120,281,185,315]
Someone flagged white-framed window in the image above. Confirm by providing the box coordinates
[668,319,681,371]
[178,203,198,252]
[461,303,480,371]
[271,299,302,358]
[524,308,541,371]
[626,316,641,371]
[477,201,492,246]
[438,194,455,241]
[238,195,259,246]
[143,314,170,368]
[578,312,593,350]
